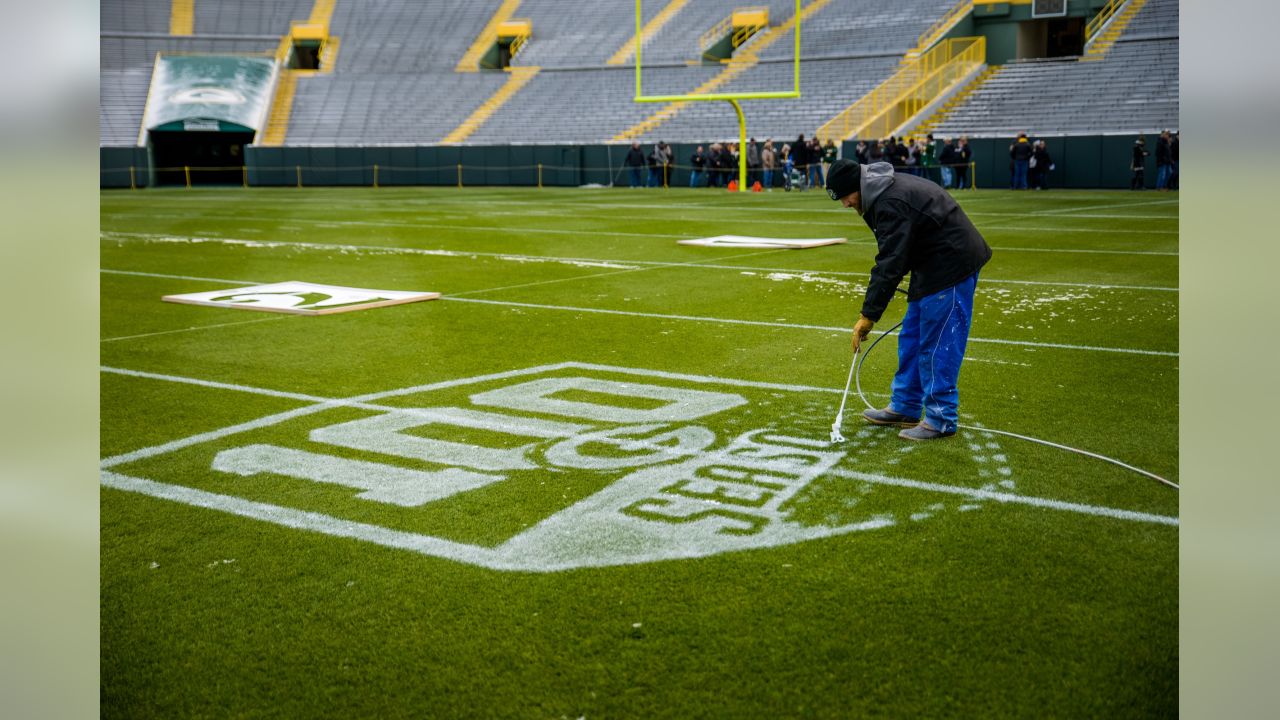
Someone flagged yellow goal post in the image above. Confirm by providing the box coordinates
[632,0,803,191]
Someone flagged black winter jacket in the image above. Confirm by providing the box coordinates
[859,166,992,321]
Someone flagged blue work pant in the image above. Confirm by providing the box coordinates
[889,272,978,434]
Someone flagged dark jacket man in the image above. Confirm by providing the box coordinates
[852,162,990,321]
[826,159,992,440]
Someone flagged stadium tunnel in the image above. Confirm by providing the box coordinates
[140,55,276,186]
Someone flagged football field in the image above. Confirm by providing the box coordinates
[100,185,1178,716]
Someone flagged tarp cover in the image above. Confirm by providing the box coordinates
[143,55,277,136]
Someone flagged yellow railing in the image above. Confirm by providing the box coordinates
[1086,0,1126,41]
[905,0,971,60]
[698,15,733,53]
[816,36,985,143]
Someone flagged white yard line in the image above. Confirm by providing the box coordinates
[98,268,1177,357]
[830,469,1177,526]
[102,317,283,343]
[101,234,1179,288]
[102,209,1179,247]
[1030,198,1180,215]
[441,297,1178,357]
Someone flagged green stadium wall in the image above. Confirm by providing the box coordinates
[101,135,1170,191]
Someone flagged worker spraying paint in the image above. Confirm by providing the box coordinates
[825,159,992,440]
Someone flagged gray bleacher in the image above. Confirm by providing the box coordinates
[508,0,664,68]
[637,0,798,65]
[1122,0,1178,39]
[100,0,172,34]
[288,72,511,145]
[755,0,956,60]
[930,0,1178,138]
[281,0,510,143]
[193,0,313,36]
[466,65,722,145]
[651,56,901,142]
[468,0,950,144]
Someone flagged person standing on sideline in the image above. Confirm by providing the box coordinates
[822,138,838,184]
[939,137,957,189]
[762,139,777,191]
[824,159,992,440]
[624,141,645,188]
[955,136,971,189]
[1131,136,1149,190]
[689,145,708,188]
[1010,132,1032,189]
[1155,130,1173,190]
[1032,140,1053,190]
[854,139,869,165]
[747,138,762,187]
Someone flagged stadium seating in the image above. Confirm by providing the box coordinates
[100,0,1178,149]
[930,0,1178,137]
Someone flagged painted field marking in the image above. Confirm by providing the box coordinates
[102,190,1180,219]
[102,234,1178,290]
[102,363,1177,571]
[829,469,1177,526]
[1029,199,1180,215]
[440,298,1179,357]
[100,362,1177,553]
[97,268,1176,357]
[102,210,1179,249]
[102,317,284,343]
[448,249,789,298]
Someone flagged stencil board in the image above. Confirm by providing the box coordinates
[162,281,441,316]
[678,235,846,249]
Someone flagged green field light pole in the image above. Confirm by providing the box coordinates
[633,0,801,192]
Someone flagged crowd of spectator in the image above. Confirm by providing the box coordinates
[624,129,1176,192]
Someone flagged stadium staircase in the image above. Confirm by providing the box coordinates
[170,0,194,35]
[908,65,998,137]
[261,0,341,146]
[815,35,986,144]
[1082,0,1147,61]
[611,0,835,142]
[456,0,525,72]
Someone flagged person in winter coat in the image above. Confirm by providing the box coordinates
[762,139,777,191]
[1031,140,1053,190]
[954,136,972,190]
[624,140,645,188]
[1155,130,1173,190]
[1009,133,1032,189]
[825,159,992,440]
[690,145,708,188]
[1131,137,1149,190]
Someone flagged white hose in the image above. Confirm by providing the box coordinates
[853,320,1179,491]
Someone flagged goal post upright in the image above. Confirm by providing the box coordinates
[633,0,803,191]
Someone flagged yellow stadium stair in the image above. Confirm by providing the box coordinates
[608,0,691,66]
[910,65,998,136]
[169,0,194,36]
[612,0,834,142]
[441,66,542,143]
[260,71,298,146]
[1082,0,1147,61]
[261,0,342,146]
[456,0,524,72]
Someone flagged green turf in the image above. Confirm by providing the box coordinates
[101,186,1178,717]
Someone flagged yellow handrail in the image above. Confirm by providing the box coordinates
[698,15,733,53]
[1086,0,1126,41]
[816,36,985,143]
[905,0,971,59]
